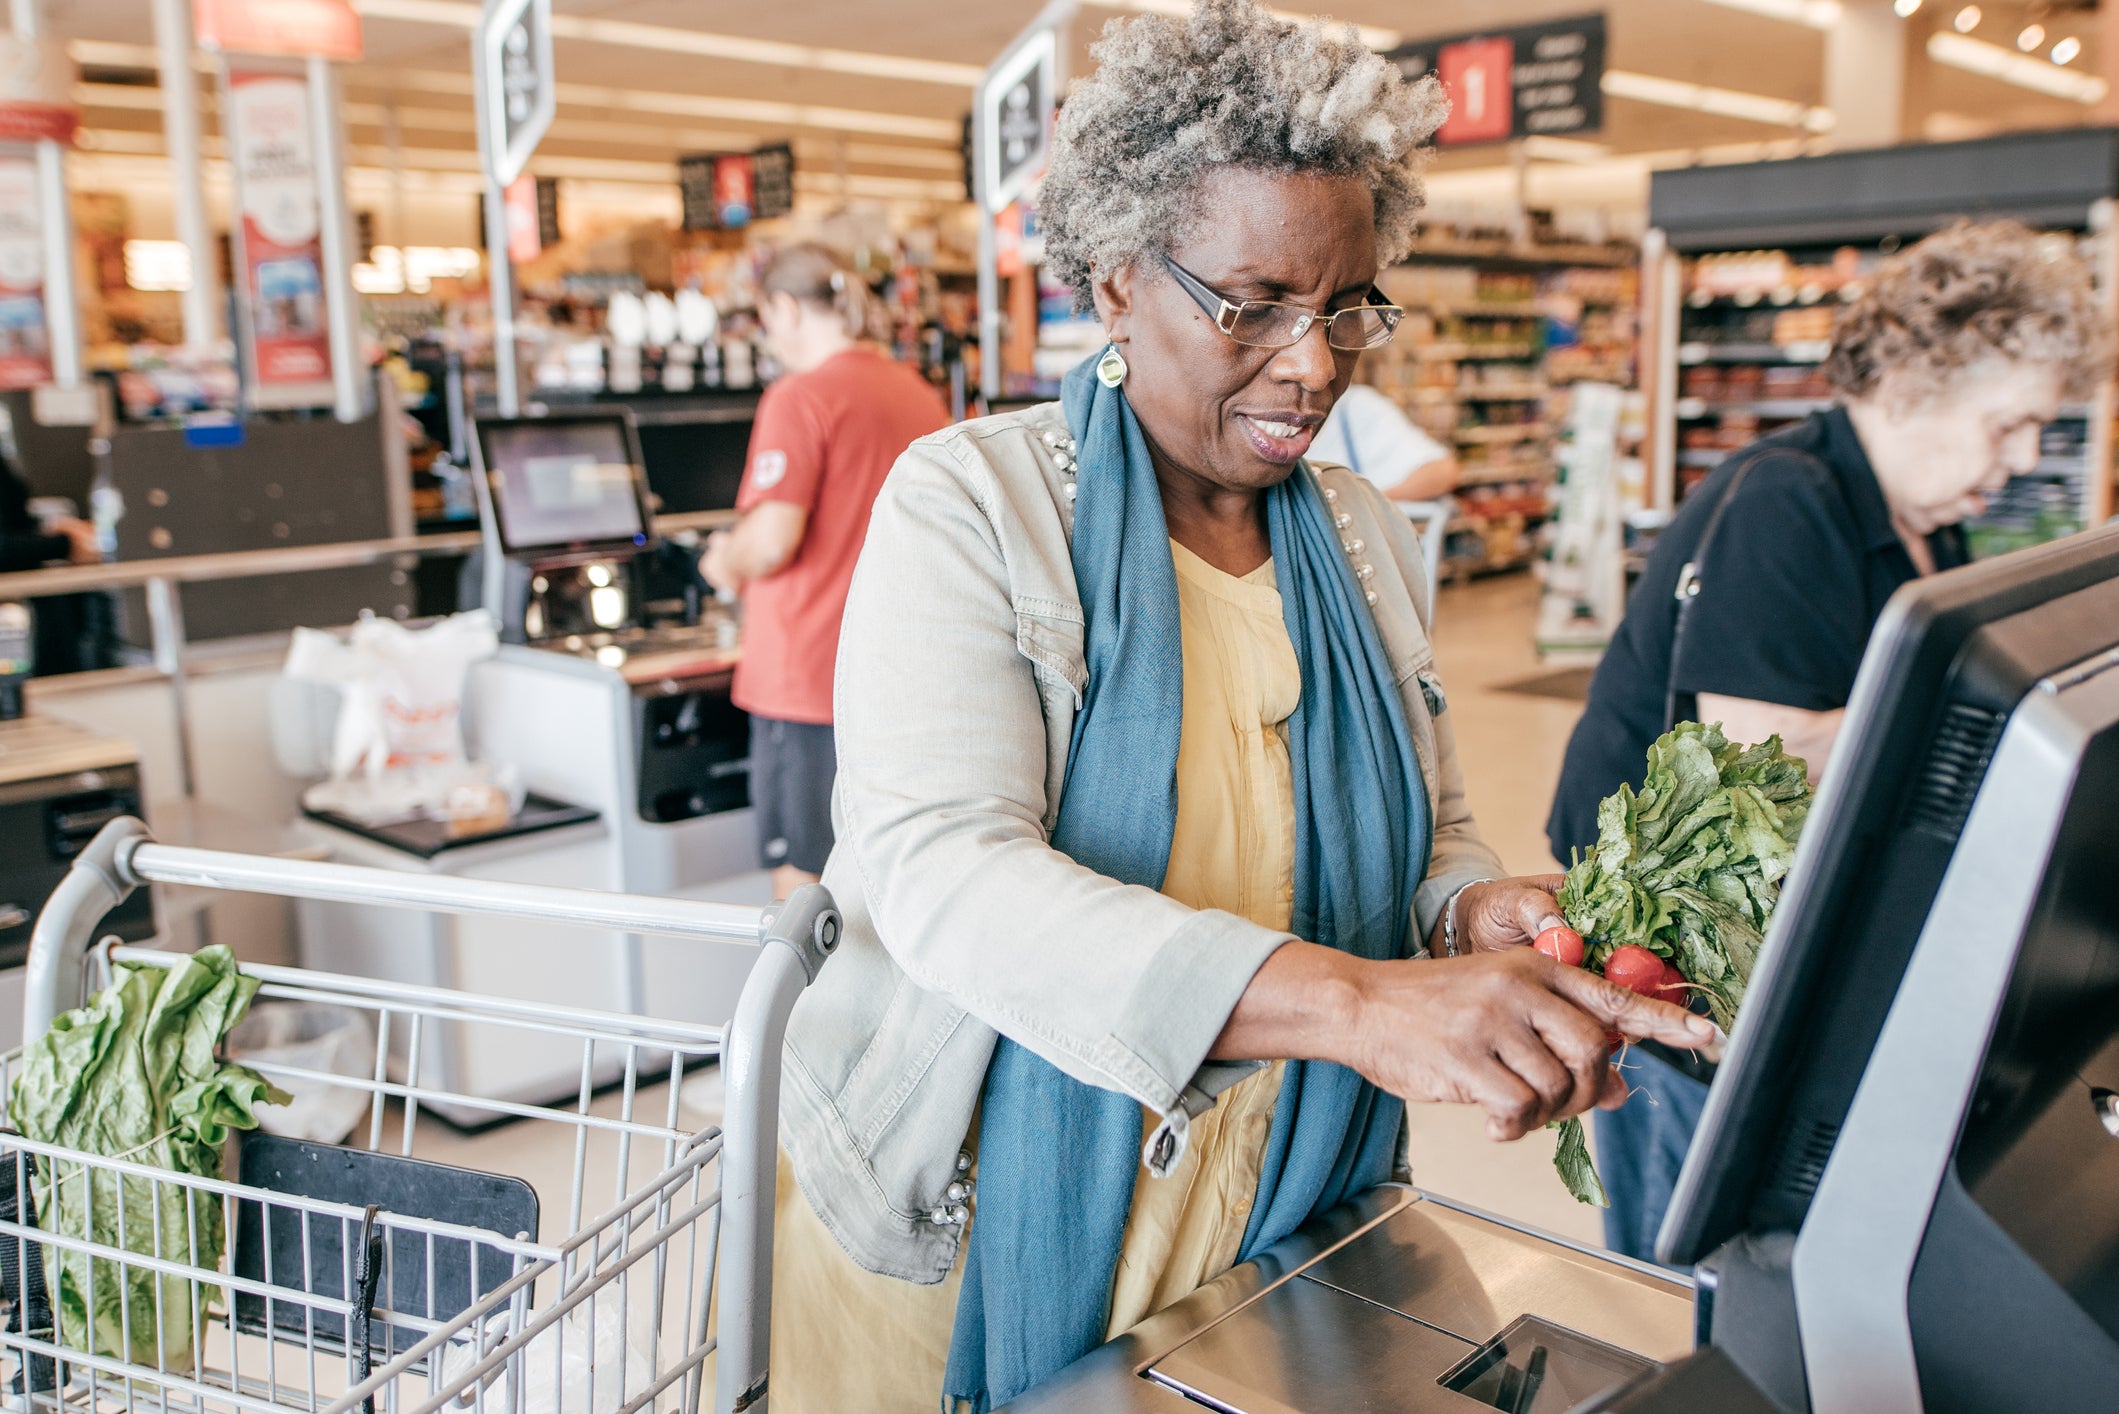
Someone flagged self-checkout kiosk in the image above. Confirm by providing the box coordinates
[295,409,761,1108]
[1005,524,2119,1413]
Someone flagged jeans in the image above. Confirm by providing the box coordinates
[1596,1051,1711,1265]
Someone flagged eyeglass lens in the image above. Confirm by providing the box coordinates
[1227,301,1396,350]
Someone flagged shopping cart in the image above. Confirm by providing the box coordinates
[0,816,838,1414]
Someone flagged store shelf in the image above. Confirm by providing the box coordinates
[1676,340,1831,365]
[1435,304,1544,318]
[1674,396,1830,419]
[1454,424,1548,444]
[1458,468,1553,487]
[1455,384,1547,400]
[1417,343,1543,361]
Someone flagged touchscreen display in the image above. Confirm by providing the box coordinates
[482,419,645,551]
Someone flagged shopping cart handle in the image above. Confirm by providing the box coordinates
[761,883,839,983]
[23,815,153,1043]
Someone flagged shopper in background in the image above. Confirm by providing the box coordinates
[1548,218,2113,1263]
[1308,380,1462,501]
[700,244,949,900]
[0,450,97,573]
[767,6,1716,1411]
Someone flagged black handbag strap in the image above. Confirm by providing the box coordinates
[1663,446,1822,731]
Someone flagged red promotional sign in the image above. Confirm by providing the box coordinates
[1436,36,1516,147]
[195,0,362,61]
[0,159,52,390]
[0,37,80,145]
[503,173,541,264]
[228,66,334,405]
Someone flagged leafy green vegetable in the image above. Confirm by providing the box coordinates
[1551,722,1814,1206]
[1551,1116,1608,1207]
[10,946,287,1369]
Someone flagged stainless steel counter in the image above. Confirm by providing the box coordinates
[1001,1186,1694,1413]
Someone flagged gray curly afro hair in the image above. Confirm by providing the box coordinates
[1039,0,1447,314]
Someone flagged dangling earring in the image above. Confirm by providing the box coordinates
[1096,344,1128,387]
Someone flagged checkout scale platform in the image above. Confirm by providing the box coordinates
[1005,1185,1692,1414]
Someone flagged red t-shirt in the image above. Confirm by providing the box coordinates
[732,347,949,724]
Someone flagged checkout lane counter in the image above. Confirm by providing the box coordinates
[295,409,766,1105]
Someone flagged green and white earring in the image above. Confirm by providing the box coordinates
[1096,344,1128,387]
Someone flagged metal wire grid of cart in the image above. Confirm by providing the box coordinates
[0,818,838,1414]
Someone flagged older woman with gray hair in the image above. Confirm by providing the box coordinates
[1550,217,2113,1265]
[768,3,1714,1408]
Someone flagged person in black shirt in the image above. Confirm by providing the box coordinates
[1550,220,2114,1262]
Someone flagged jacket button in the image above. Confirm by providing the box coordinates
[1334,513,1352,530]
[1365,590,1379,606]
[946,1180,972,1203]
[947,1204,971,1225]
[956,1151,973,1174]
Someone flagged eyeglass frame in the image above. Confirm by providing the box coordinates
[1159,255,1404,351]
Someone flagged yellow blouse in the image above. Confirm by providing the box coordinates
[767,539,1302,1412]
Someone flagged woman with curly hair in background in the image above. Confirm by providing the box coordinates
[762,3,1717,1409]
[1549,218,2113,1266]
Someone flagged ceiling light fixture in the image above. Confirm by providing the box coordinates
[1696,0,1843,29]
[1602,69,1835,132]
[1893,0,1921,15]
[2052,36,2082,64]
[1927,32,2106,100]
[1955,5,1982,32]
[353,0,984,87]
[2017,23,2045,51]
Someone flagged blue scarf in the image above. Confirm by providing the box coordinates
[940,353,1432,1411]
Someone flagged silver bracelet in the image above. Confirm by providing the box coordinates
[1441,878,1494,959]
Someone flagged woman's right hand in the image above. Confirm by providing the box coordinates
[1345,948,1717,1140]
[1212,942,1719,1143]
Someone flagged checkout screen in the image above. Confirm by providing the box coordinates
[484,420,646,551]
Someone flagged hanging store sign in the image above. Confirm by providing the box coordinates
[0,37,80,145]
[476,0,554,187]
[0,158,52,390]
[979,29,1054,214]
[1387,13,1606,148]
[502,173,541,264]
[751,143,795,222]
[194,0,363,61]
[227,65,335,406]
[536,175,562,248]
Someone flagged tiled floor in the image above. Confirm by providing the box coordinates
[429,569,1612,1255]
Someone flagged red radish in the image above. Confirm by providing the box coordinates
[1603,945,1667,996]
[1655,963,1688,1006]
[1534,925,1586,967]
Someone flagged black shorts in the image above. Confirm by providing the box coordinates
[750,716,837,875]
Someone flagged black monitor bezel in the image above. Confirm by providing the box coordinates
[473,410,656,560]
[1660,522,2119,1268]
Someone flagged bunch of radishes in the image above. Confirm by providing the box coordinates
[1534,925,1690,1015]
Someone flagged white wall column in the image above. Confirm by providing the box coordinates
[8,0,80,388]
[1825,0,1909,149]
[152,0,221,351]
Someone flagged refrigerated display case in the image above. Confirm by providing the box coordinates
[1643,129,2119,557]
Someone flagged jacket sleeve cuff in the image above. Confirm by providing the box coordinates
[1414,868,1497,952]
[1107,907,1291,1113]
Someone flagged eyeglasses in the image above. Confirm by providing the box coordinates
[1161,256,1403,352]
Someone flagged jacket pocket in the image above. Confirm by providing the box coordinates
[1014,599,1086,706]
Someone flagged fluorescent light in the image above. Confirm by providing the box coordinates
[1696,0,1842,29]
[1954,5,1981,33]
[1602,68,1834,132]
[124,240,192,292]
[353,245,484,296]
[353,0,983,87]
[1927,32,2107,102]
[2053,36,2083,65]
[1100,1,1401,53]
[2017,23,2045,51]
[1893,0,1921,14]
[1519,135,1612,163]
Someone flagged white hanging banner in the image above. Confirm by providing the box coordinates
[477,0,554,187]
[0,156,52,390]
[227,63,336,408]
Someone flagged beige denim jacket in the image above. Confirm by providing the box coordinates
[781,401,1506,1284]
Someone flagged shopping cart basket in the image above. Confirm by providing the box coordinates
[0,816,837,1414]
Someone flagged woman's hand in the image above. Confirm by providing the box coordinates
[1346,948,1714,1140]
[1444,875,1567,955]
[1211,942,1719,1142]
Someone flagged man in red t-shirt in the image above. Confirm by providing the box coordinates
[702,245,949,898]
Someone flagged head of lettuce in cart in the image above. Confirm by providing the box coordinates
[764,3,1715,1410]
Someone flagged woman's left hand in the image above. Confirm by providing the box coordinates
[1447,876,1568,955]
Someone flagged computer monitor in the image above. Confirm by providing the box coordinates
[1657,522,2119,1411]
[475,413,653,558]
[636,413,752,515]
